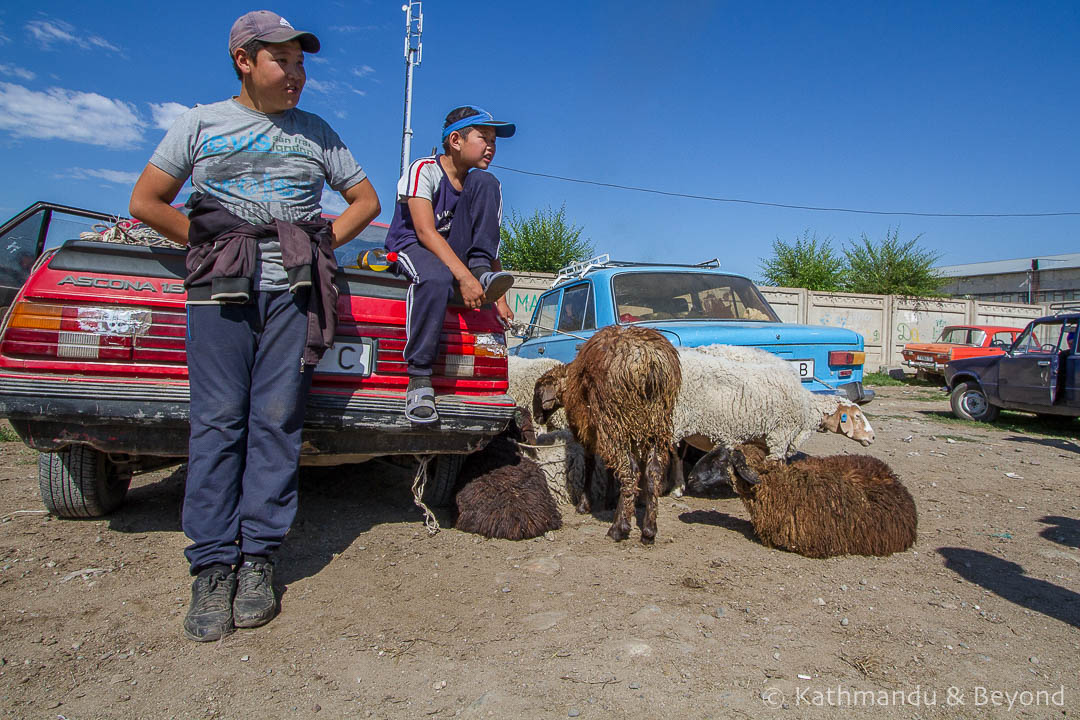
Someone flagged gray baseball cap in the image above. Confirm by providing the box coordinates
[229,10,320,54]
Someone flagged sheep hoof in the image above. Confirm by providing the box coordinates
[640,531,656,545]
[575,497,591,515]
[607,524,630,542]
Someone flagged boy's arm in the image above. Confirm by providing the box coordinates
[330,178,380,249]
[406,197,485,310]
[491,257,514,323]
[129,164,190,245]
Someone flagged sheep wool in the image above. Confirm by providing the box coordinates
[455,434,562,541]
[533,325,681,543]
[730,443,917,559]
[507,355,567,430]
[674,345,873,462]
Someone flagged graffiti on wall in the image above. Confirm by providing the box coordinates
[508,290,540,317]
[895,312,954,344]
[812,309,882,344]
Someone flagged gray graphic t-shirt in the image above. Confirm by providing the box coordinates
[150,99,366,289]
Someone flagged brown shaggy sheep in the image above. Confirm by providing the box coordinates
[454,433,562,540]
[532,325,681,543]
[701,443,916,558]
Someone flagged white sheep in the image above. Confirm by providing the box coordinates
[520,429,585,507]
[507,355,567,430]
[512,345,874,502]
[671,345,874,494]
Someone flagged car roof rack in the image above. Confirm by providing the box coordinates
[1048,301,1080,315]
[553,255,722,284]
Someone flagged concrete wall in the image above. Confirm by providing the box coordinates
[760,288,1044,370]
[505,272,554,321]
[505,273,1045,368]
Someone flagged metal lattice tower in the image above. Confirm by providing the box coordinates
[400,1,423,177]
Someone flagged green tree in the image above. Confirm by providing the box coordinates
[758,230,845,291]
[843,227,945,296]
[499,205,594,273]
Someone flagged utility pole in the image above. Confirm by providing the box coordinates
[400,1,423,177]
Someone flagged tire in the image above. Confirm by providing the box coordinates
[38,446,132,518]
[950,381,1000,423]
[421,454,464,508]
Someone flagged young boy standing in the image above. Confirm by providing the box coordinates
[385,106,516,423]
[129,10,379,641]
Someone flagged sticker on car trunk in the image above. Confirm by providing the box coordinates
[316,337,374,376]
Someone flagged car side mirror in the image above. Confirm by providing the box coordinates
[509,320,531,339]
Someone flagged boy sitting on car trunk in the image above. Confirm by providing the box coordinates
[128,10,379,642]
[384,106,517,424]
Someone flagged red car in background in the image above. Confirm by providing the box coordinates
[0,202,515,518]
[901,324,1023,379]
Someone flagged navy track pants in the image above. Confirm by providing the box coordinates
[183,289,314,573]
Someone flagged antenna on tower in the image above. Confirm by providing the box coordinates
[400,1,423,177]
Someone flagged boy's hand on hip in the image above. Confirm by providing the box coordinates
[459,275,485,310]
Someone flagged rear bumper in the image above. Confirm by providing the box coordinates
[0,374,514,460]
[838,381,874,405]
[903,358,946,373]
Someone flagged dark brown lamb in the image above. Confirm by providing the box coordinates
[454,433,562,541]
[532,325,681,543]
[722,443,917,558]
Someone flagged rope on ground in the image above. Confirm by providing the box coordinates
[410,455,440,536]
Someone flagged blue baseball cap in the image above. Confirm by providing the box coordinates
[441,106,516,141]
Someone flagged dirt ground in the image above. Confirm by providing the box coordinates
[1,385,1078,719]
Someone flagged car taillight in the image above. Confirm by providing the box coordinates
[441,332,507,378]
[828,350,865,366]
[1,300,186,364]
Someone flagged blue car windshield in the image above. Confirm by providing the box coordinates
[612,271,779,323]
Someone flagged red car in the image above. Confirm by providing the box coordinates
[0,202,515,517]
[901,325,1023,379]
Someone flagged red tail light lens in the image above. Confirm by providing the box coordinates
[828,350,865,366]
[2,301,185,364]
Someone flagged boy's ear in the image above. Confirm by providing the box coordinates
[234,48,255,76]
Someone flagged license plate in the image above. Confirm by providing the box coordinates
[316,338,374,376]
[917,354,933,362]
[788,359,814,381]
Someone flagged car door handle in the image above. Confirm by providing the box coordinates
[575,343,584,351]
[1037,360,1050,367]
[537,347,544,355]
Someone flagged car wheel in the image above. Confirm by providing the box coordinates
[38,446,132,518]
[421,454,465,508]
[950,382,1001,423]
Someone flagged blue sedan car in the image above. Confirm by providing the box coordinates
[511,259,872,403]
[945,309,1080,422]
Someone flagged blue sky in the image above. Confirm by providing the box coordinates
[0,1,1078,280]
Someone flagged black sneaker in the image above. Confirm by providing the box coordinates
[233,557,277,628]
[183,565,236,642]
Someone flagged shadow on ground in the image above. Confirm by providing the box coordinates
[1038,516,1080,549]
[939,546,1080,628]
[1005,435,1080,454]
[106,458,440,586]
[678,509,757,542]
